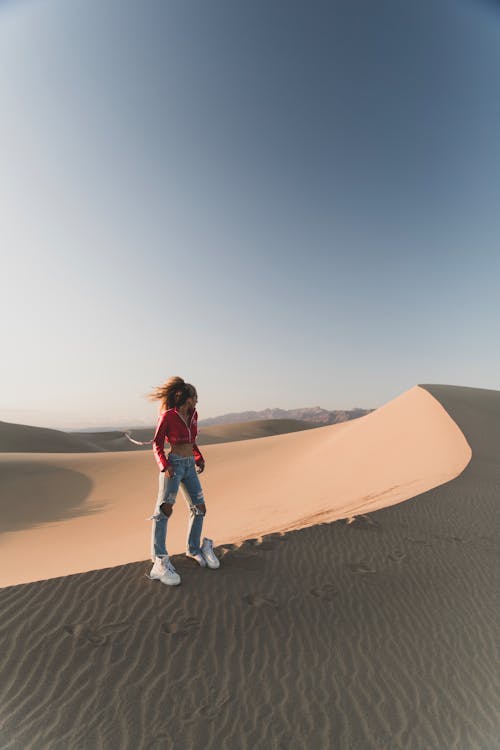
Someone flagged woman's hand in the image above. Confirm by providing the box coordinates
[165,466,175,478]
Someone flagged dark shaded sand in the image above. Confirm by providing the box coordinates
[0,384,499,749]
[0,461,95,533]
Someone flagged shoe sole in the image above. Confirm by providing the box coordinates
[201,548,220,569]
[145,573,181,586]
[186,554,207,567]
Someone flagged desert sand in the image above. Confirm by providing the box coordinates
[0,383,499,749]
[0,385,470,587]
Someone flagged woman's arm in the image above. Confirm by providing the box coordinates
[192,442,205,470]
[153,413,172,473]
[191,410,204,469]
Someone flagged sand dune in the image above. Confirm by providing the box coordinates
[0,385,470,586]
[0,420,103,453]
[195,417,318,444]
[74,418,318,451]
[0,383,498,749]
[0,418,318,454]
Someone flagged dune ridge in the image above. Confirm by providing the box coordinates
[0,420,103,453]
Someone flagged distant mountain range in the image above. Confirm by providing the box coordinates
[66,405,375,432]
[199,406,374,427]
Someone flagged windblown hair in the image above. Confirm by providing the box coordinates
[148,376,197,413]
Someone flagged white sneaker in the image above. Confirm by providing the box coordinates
[186,550,207,567]
[201,537,220,569]
[149,555,181,586]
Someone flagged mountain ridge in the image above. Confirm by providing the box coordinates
[199,406,374,427]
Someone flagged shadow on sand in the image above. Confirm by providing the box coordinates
[0,462,97,533]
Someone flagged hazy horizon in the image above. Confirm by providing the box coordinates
[2,394,377,431]
[1,0,499,430]
[3,382,497,432]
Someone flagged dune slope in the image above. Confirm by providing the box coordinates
[0,420,102,453]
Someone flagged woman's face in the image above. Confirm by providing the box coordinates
[187,392,198,410]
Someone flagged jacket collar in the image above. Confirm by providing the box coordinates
[172,406,196,424]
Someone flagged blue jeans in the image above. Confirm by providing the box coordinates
[149,454,205,558]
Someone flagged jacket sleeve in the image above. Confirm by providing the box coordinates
[192,442,204,465]
[191,410,204,465]
[153,413,171,472]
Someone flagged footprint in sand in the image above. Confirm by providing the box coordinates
[244,537,279,550]
[387,549,407,563]
[197,689,232,719]
[263,532,288,543]
[254,541,278,551]
[161,617,201,637]
[180,681,233,723]
[310,583,339,601]
[348,562,377,575]
[404,536,429,546]
[345,514,379,530]
[242,593,279,608]
[433,534,468,544]
[145,735,176,750]
[63,621,129,646]
[223,552,265,571]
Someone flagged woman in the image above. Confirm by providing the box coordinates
[147,376,220,586]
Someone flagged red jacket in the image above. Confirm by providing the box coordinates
[153,407,205,472]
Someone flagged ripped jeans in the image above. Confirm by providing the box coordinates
[149,454,206,559]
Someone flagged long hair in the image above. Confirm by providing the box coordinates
[147,376,196,413]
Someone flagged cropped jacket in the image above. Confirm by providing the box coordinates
[152,407,205,472]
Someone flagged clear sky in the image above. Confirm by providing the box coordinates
[1,0,499,429]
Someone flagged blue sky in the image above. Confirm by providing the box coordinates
[1,0,499,429]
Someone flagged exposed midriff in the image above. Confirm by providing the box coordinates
[170,442,194,457]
